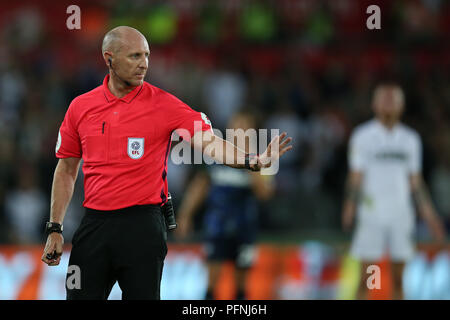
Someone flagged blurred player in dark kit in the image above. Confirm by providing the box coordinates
[176,112,275,300]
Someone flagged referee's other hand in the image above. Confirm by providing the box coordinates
[41,233,64,266]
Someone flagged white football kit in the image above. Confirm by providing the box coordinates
[349,119,422,262]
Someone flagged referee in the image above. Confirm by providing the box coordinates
[41,26,292,300]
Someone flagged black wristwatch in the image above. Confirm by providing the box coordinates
[244,153,260,172]
[45,222,63,236]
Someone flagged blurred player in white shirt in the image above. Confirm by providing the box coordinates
[342,83,446,300]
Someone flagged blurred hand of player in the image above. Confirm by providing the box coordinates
[41,233,64,266]
[175,215,192,240]
[342,202,356,232]
[257,132,293,169]
[426,215,447,245]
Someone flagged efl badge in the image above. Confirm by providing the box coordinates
[127,137,144,159]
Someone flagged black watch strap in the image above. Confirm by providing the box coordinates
[45,222,63,236]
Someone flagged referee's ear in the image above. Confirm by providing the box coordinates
[103,52,113,68]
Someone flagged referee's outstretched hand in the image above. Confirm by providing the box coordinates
[257,132,293,170]
[41,233,64,266]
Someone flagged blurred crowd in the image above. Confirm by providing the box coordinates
[0,0,449,244]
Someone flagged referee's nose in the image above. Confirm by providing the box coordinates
[138,59,148,72]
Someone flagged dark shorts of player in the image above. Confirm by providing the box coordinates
[204,236,256,269]
[66,204,167,300]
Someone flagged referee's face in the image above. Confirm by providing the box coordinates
[114,32,150,87]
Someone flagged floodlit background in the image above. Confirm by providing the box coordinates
[0,0,449,299]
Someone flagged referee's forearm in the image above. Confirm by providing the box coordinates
[49,161,79,224]
[193,131,248,168]
[206,137,247,169]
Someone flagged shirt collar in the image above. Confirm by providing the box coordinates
[103,74,143,103]
[374,118,400,135]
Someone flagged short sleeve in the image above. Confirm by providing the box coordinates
[348,130,367,171]
[56,101,82,158]
[408,133,422,174]
[166,95,213,142]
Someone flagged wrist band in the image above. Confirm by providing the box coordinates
[45,222,63,236]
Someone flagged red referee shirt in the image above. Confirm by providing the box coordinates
[56,75,212,210]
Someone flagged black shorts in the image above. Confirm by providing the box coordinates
[204,237,256,269]
[66,204,167,300]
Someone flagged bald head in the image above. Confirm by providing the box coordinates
[102,26,150,88]
[102,26,147,54]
